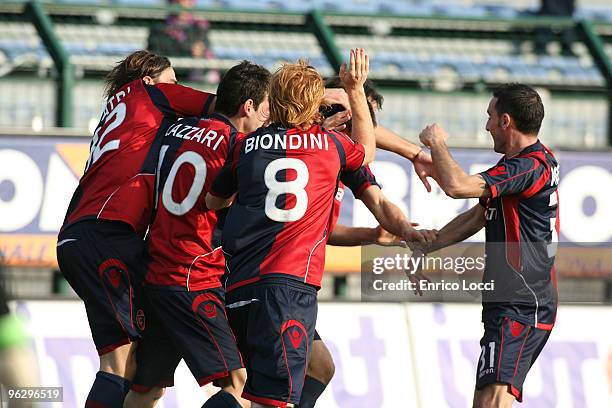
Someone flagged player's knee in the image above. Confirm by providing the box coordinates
[99,342,136,378]
[473,384,513,408]
[217,368,247,397]
[124,387,165,408]
[307,341,335,384]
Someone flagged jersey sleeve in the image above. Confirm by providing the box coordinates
[210,134,244,198]
[341,165,380,199]
[151,83,216,117]
[480,156,547,198]
[331,130,366,172]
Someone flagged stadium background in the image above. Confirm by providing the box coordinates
[0,0,610,406]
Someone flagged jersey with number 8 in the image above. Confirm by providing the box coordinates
[145,114,239,290]
[210,123,365,291]
[61,79,215,236]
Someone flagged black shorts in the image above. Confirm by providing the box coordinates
[56,220,146,355]
[475,316,551,402]
[226,278,317,407]
[132,286,243,391]
[314,329,321,341]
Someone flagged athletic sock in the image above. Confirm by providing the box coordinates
[85,371,131,408]
[297,375,328,408]
[201,390,242,408]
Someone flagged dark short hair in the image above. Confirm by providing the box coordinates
[493,83,544,135]
[323,76,378,126]
[324,77,384,109]
[215,61,271,117]
[104,50,171,99]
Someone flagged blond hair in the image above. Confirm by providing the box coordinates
[268,60,325,129]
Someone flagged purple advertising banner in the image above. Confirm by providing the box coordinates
[1,137,611,267]
[15,301,612,408]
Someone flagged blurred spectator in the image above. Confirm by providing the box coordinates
[148,0,220,83]
[0,256,39,407]
[534,0,576,56]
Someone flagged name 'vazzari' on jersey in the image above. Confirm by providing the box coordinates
[164,120,225,151]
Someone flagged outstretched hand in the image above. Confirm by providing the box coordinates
[322,109,351,132]
[339,48,369,91]
[413,150,436,192]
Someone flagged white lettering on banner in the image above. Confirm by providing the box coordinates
[409,171,465,230]
[0,149,43,231]
[39,154,79,231]
[352,161,409,227]
[409,303,612,407]
[13,301,612,408]
[559,165,612,242]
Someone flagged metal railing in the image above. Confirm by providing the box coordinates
[1,0,611,142]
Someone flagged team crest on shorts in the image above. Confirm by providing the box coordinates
[136,309,146,330]
[203,302,217,319]
[282,321,307,349]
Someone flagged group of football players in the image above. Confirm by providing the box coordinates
[57,46,559,408]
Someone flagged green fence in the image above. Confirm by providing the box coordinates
[1,0,611,143]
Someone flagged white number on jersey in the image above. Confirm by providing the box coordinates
[264,158,309,222]
[160,149,208,216]
[547,191,559,258]
[86,102,126,171]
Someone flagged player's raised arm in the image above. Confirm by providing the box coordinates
[359,185,437,244]
[328,224,406,247]
[323,76,436,191]
[374,126,436,192]
[419,123,491,199]
[340,49,375,165]
[153,82,216,117]
[415,203,485,255]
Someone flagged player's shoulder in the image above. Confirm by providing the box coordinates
[323,126,355,145]
[199,113,234,131]
[516,140,557,169]
[248,123,281,137]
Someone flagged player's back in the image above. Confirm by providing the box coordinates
[62,79,214,236]
[216,123,365,291]
[146,115,238,291]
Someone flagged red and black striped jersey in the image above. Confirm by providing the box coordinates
[328,165,379,234]
[211,124,365,291]
[145,114,239,291]
[61,79,215,236]
[479,140,560,330]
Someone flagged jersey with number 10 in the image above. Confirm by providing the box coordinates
[211,124,365,291]
[61,79,215,236]
[145,115,239,291]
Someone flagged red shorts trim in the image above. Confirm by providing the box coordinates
[85,401,110,408]
[197,371,230,387]
[242,391,287,407]
[510,384,522,401]
[226,276,261,292]
[536,322,554,331]
[96,338,131,356]
[130,380,174,393]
